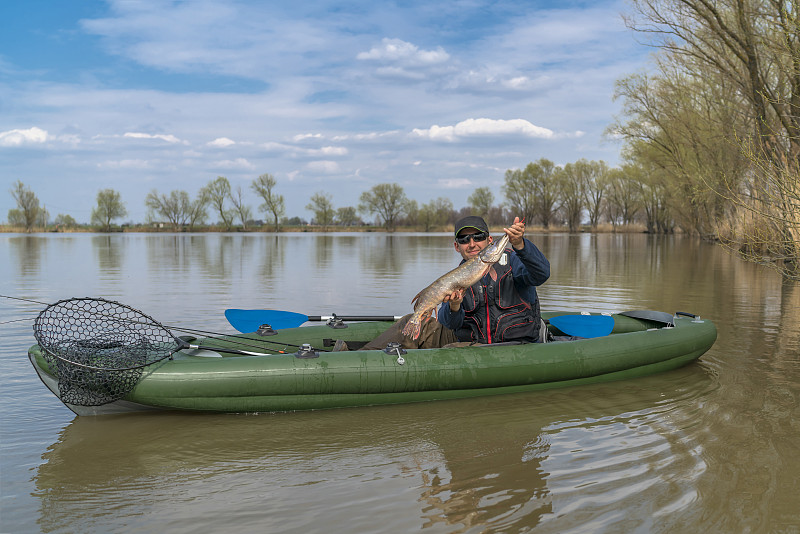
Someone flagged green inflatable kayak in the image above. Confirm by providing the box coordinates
[28,303,717,416]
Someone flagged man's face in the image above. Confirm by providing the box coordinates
[454,229,493,260]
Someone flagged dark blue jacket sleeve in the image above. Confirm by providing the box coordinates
[437,301,464,330]
[511,238,550,287]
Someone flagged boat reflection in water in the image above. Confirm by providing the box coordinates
[33,363,714,533]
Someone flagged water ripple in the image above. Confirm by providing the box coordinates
[533,402,709,532]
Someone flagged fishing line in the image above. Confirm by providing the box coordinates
[0,295,47,327]
[0,317,37,326]
[0,294,50,306]
[1,294,329,352]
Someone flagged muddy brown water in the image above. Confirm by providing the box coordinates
[1,232,797,533]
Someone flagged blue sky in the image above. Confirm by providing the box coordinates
[1,0,650,224]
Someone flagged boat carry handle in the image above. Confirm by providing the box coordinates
[675,311,704,323]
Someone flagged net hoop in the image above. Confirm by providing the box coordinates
[33,297,179,371]
[32,297,181,406]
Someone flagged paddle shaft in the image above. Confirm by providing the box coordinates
[306,315,402,322]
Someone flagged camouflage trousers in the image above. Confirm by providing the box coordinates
[361,313,463,350]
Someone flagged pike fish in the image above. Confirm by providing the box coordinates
[402,233,510,339]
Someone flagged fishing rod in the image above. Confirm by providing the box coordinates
[2,294,330,355]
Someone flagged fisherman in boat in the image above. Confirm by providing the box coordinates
[354,215,550,351]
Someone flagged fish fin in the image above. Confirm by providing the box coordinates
[401,316,422,339]
[410,291,423,309]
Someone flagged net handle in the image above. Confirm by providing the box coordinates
[33,298,292,372]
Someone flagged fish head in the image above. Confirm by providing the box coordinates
[479,234,509,263]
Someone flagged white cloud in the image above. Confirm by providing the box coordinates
[412,118,554,142]
[306,160,340,173]
[293,133,323,142]
[318,146,348,156]
[331,131,401,142]
[443,68,553,94]
[357,38,452,79]
[375,66,426,80]
[208,137,235,147]
[438,178,472,188]
[0,127,49,147]
[213,157,255,170]
[505,76,531,89]
[57,133,82,145]
[357,38,449,65]
[124,132,185,144]
[259,141,347,157]
[261,141,293,152]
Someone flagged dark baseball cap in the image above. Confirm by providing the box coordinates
[454,215,489,237]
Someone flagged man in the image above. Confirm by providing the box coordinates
[359,215,549,350]
[438,215,549,344]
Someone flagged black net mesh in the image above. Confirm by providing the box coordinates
[33,298,179,406]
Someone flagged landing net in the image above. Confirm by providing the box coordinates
[32,298,179,406]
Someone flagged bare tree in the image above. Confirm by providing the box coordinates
[503,158,560,227]
[306,191,335,231]
[186,190,209,230]
[230,185,252,230]
[8,181,45,232]
[54,213,78,229]
[605,165,641,229]
[582,160,610,230]
[251,173,285,232]
[145,189,192,230]
[358,183,409,232]
[467,187,494,218]
[202,176,235,231]
[91,189,127,232]
[557,164,585,232]
[335,206,361,226]
[418,197,453,232]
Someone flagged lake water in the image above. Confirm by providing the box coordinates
[1,232,798,533]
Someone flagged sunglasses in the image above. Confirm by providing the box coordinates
[455,232,489,245]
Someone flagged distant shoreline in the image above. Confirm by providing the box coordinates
[1,223,652,234]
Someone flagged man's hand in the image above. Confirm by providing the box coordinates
[442,289,464,311]
[503,216,526,250]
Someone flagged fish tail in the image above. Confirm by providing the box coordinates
[402,315,422,340]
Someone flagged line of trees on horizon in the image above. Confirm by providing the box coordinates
[7,156,681,235]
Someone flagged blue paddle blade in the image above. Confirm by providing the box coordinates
[225,309,309,333]
[549,314,614,338]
